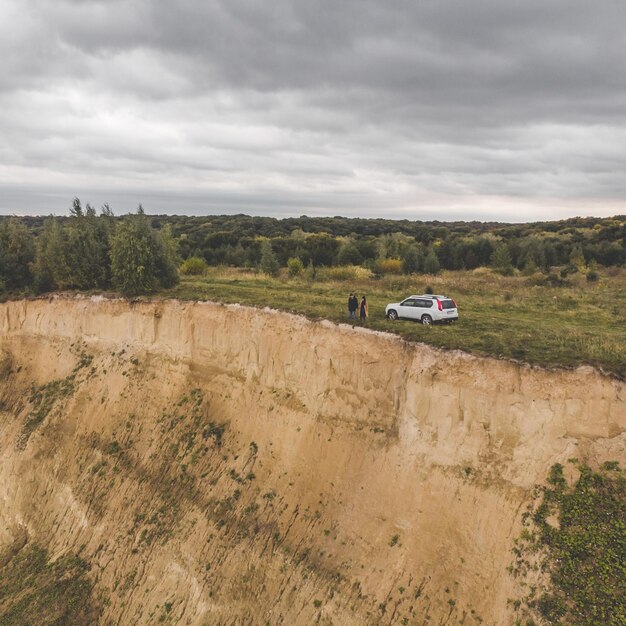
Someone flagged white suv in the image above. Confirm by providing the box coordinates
[385,295,458,325]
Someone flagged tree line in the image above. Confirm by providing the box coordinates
[0,200,179,296]
[163,213,625,276]
[1,206,625,295]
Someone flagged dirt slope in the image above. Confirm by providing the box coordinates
[0,296,623,625]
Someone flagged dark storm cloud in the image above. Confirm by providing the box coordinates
[1,0,626,219]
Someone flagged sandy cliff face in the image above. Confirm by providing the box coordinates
[0,297,623,625]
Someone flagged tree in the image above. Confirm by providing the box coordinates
[260,240,280,276]
[569,244,586,270]
[155,224,180,288]
[0,219,35,291]
[423,248,440,275]
[305,234,340,266]
[70,197,83,217]
[490,243,514,275]
[287,256,304,277]
[402,245,424,274]
[33,217,70,291]
[376,232,412,260]
[519,237,547,271]
[64,207,113,289]
[110,214,162,295]
[337,241,363,265]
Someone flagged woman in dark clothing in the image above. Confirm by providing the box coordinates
[359,295,368,320]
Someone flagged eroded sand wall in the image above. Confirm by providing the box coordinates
[0,297,623,625]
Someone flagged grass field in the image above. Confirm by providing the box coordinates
[162,266,626,378]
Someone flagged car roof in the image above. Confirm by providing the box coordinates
[407,294,447,299]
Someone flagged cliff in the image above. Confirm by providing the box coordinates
[0,296,623,625]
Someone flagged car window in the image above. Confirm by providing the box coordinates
[416,299,433,308]
[441,300,455,309]
[401,298,417,307]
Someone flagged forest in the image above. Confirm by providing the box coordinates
[1,201,625,296]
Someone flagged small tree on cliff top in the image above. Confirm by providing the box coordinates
[260,240,280,276]
[110,212,178,295]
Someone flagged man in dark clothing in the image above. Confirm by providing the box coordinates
[348,293,358,319]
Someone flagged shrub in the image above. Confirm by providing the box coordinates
[180,256,209,276]
[561,263,579,277]
[287,257,304,277]
[376,258,403,275]
[537,273,569,287]
[586,270,599,282]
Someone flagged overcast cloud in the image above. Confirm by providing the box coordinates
[1,0,626,220]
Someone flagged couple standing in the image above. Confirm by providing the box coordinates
[348,293,368,320]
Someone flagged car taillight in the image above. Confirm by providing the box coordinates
[437,299,442,311]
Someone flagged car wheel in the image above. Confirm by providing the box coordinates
[421,314,433,325]
[388,310,398,321]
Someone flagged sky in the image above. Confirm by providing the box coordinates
[1,0,626,222]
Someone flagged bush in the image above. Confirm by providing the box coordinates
[538,273,569,287]
[180,256,209,276]
[561,263,579,277]
[287,257,304,277]
[376,258,403,275]
[586,270,599,283]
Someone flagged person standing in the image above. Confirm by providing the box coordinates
[360,295,368,320]
[348,293,358,319]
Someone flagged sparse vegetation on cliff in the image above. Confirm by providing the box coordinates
[0,544,100,625]
[511,462,626,626]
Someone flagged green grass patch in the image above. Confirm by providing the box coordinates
[158,267,626,377]
[511,462,626,625]
[0,544,100,625]
[18,375,76,449]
